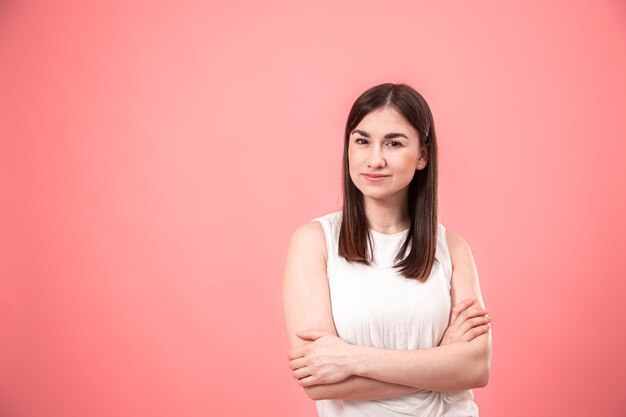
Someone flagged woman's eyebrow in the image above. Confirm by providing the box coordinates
[351,129,409,139]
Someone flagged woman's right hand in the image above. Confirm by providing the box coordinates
[439,298,491,346]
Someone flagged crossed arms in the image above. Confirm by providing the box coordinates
[281,221,492,401]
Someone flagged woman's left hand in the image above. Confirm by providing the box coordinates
[288,330,357,387]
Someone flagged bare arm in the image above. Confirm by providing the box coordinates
[349,228,491,391]
[281,221,422,400]
[291,227,492,392]
[303,375,420,401]
[352,336,487,391]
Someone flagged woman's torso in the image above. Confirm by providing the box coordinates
[310,210,479,417]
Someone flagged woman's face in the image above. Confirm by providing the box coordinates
[348,106,427,200]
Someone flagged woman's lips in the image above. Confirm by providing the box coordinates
[362,174,390,182]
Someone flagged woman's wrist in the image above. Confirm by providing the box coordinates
[350,344,372,377]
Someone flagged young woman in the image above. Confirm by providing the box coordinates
[282,83,492,417]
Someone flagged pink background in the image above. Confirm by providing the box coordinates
[1,0,625,416]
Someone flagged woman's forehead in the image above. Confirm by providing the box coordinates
[354,108,417,136]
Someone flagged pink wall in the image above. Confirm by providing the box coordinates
[1,0,625,416]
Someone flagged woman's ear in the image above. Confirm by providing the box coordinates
[417,150,428,170]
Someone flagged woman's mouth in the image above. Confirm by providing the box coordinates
[362,174,390,182]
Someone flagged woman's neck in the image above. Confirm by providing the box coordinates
[363,197,410,234]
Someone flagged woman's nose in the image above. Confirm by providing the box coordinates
[367,148,385,167]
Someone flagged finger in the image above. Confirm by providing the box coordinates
[287,348,306,360]
[450,298,475,323]
[451,298,477,323]
[298,375,319,387]
[465,309,489,322]
[457,306,488,322]
[457,316,491,334]
[463,323,490,341]
[288,357,308,370]
[293,367,312,380]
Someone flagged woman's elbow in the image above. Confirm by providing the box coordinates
[477,363,491,388]
[304,385,329,401]
[471,334,491,388]
[469,350,491,388]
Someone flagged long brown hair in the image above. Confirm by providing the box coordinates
[338,83,439,282]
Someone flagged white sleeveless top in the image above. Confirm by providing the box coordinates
[310,210,479,417]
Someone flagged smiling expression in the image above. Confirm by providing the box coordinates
[348,106,427,200]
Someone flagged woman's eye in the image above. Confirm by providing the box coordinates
[385,141,402,148]
[355,139,401,147]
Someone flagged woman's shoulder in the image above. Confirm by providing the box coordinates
[309,209,342,224]
[444,227,470,250]
[289,218,326,245]
[444,226,474,270]
[287,211,339,265]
